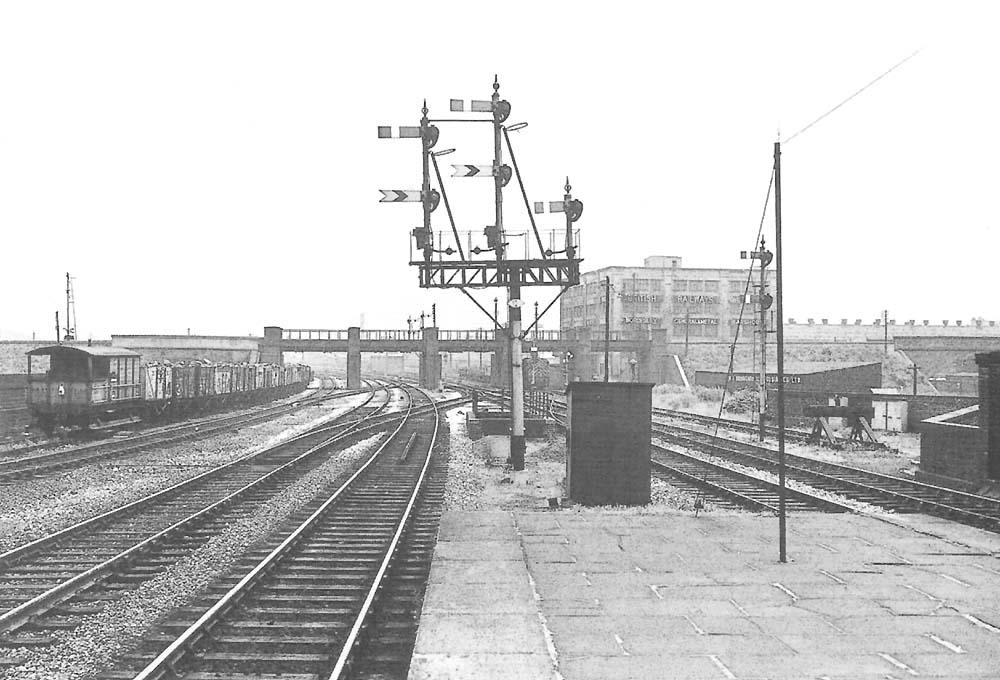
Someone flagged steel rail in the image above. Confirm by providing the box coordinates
[656,423,1000,530]
[0,390,391,634]
[327,386,440,678]
[0,383,356,479]
[652,443,854,513]
[0,384,388,571]
[650,457,777,513]
[130,387,428,680]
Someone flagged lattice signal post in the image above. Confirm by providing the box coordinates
[741,240,773,442]
[378,77,583,470]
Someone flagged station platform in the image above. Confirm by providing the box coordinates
[408,510,1000,679]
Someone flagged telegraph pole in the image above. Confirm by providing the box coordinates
[884,309,889,355]
[604,276,611,382]
[759,243,767,441]
[774,141,787,564]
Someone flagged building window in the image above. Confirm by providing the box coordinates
[704,280,719,292]
[673,280,688,291]
[688,281,703,292]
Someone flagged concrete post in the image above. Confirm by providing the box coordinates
[261,326,284,365]
[347,326,361,389]
[975,352,1000,480]
[420,327,441,390]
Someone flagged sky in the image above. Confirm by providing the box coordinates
[1,1,997,340]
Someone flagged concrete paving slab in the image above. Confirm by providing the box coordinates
[412,613,549,655]
[431,540,524,561]
[421,581,537,614]
[410,509,1000,679]
[408,653,556,680]
[427,559,526,584]
[558,654,731,680]
[624,632,794,656]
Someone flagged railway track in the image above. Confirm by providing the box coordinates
[547,395,815,444]
[651,444,852,513]
[0,379,364,480]
[651,405,815,443]
[542,392,845,513]
[0,384,398,650]
[654,422,1000,531]
[0,384,466,678]
[91,384,446,679]
[548,392,1000,526]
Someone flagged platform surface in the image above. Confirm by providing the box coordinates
[408,509,1000,679]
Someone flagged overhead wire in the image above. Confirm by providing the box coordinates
[783,48,923,144]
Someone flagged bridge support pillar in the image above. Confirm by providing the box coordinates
[347,326,361,389]
[637,341,654,383]
[261,326,284,365]
[420,327,441,390]
[489,327,510,388]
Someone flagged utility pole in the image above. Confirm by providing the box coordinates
[64,272,76,341]
[759,244,767,441]
[604,276,611,382]
[684,306,690,357]
[432,303,437,327]
[55,311,60,344]
[913,363,918,395]
[884,309,889,355]
[774,141,787,564]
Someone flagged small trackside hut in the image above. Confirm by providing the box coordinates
[26,344,142,432]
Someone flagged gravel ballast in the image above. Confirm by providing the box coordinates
[0,391,374,554]
[3,432,387,680]
[442,408,731,514]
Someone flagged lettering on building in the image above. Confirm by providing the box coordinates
[620,293,659,302]
[727,373,803,384]
[672,317,719,325]
[623,316,661,324]
[674,294,718,304]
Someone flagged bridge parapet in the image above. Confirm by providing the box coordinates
[282,329,349,341]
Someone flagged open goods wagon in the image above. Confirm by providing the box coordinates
[26,344,311,433]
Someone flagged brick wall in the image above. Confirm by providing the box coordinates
[908,395,979,432]
[919,421,986,485]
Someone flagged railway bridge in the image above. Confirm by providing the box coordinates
[260,326,658,390]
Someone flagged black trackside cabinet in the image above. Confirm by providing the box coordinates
[566,382,652,506]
